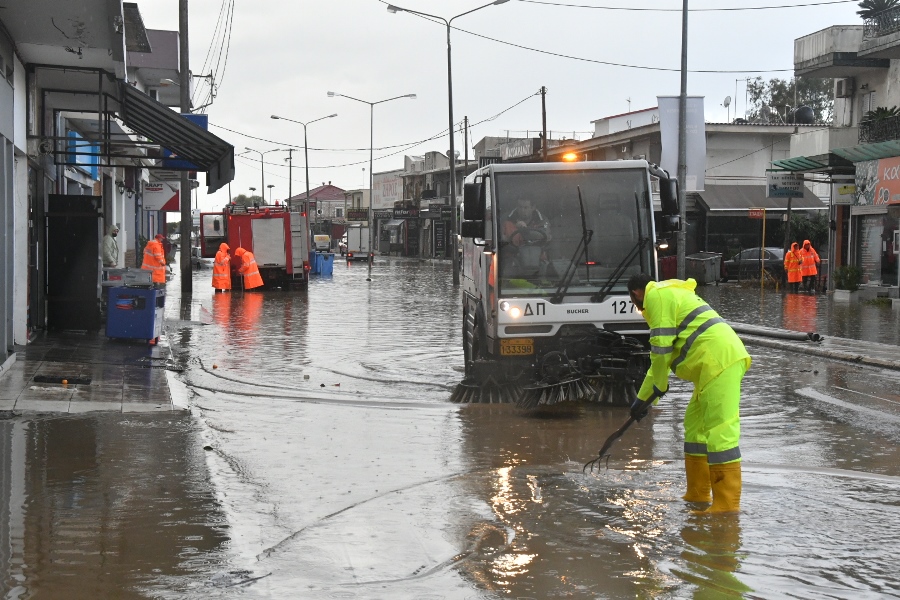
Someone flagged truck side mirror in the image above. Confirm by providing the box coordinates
[460,220,484,239]
[463,181,484,221]
[659,177,680,233]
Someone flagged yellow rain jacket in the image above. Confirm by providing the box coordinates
[637,278,751,402]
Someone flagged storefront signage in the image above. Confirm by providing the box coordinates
[500,138,539,161]
[765,170,803,198]
[346,208,368,221]
[434,221,446,254]
[748,208,765,219]
[373,209,393,219]
[428,203,445,213]
[873,156,900,205]
[373,172,403,209]
[440,205,452,219]
[833,183,856,205]
[143,181,180,211]
[394,208,419,219]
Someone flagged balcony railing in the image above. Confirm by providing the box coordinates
[863,6,900,39]
[859,114,900,143]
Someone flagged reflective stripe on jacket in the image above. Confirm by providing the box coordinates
[799,242,820,277]
[637,278,751,401]
[239,251,264,289]
[784,245,803,283]
[212,248,231,290]
[141,239,167,283]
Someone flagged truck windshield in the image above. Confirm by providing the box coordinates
[494,168,653,298]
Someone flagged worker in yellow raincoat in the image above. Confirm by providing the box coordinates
[627,274,751,514]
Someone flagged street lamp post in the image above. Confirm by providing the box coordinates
[244,146,280,205]
[387,0,509,285]
[267,184,275,204]
[270,113,337,220]
[326,92,416,281]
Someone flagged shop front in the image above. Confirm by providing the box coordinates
[852,156,900,286]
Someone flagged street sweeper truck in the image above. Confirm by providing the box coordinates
[453,159,681,408]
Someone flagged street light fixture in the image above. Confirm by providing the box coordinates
[387,0,510,285]
[244,147,281,206]
[327,91,416,281]
[267,184,275,204]
[270,113,337,219]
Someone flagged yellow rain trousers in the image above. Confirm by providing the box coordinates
[636,278,751,465]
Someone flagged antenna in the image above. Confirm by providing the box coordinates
[723,95,732,122]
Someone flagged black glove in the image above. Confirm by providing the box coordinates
[630,386,665,421]
[630,397,653,421]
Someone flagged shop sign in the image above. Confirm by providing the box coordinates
[394,208,419,219]
[748,208,765,219]
[500,138,539,161]
[765,170,803,198]
[873,156,900,205]
[440,205,452,219]
[833,183,855,205]
[434,221,446,254]
[373,209,393,219]
[143,181,180,211]
[346,208,369,221]
[429,203,445,213]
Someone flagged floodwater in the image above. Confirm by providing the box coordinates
[4,261,900,598]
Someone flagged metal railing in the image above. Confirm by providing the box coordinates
[859,114,900,143]
[863,6,900,39]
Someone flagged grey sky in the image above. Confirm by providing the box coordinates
[147,0,860,211]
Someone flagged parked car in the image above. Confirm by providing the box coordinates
[190,246,214,270]
[722,247,784,281]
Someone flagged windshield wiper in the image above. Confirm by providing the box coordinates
[550,186,592,304]
[591,236,651,304]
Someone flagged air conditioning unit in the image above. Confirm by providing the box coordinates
[836,78,854,98]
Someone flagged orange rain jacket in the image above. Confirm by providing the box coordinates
[141,237,167,284]
[784,242,803,284]
[234,247,264,290]
[799,240,820,277]
[212,242,231,290]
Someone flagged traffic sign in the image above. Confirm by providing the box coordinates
[748,208,765,219]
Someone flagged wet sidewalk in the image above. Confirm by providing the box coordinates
[0,327,184,414]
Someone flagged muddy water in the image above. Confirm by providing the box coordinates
[5,261,900,598]
[161,262,900,598]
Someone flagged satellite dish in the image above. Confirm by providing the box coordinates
[723,96,732,108]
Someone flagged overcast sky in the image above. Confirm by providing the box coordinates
[147,0,861,211]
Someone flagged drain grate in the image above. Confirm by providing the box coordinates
[33,375,92,385]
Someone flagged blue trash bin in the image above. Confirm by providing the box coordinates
[106,286,165,340]
[316,252,334,276]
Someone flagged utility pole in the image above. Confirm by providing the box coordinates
[179,0,192,293]
[541,86,548,161]
[463,115,469,261]
[676,0,688,279]
[286,148,293,208]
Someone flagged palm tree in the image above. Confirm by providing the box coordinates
[862,106,900,123]
[858,0,900,19]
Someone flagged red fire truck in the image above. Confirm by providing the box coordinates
[199,204,311,290]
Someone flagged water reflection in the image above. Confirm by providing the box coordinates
[676,515,752,598]
[0,414,229,599]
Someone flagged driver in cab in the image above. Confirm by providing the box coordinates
[502,199,551,245]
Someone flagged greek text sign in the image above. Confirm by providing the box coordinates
[766,170,803,198]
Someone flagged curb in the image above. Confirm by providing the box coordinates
[737,334,900,372]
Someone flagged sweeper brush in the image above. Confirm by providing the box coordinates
[451,329,648,408]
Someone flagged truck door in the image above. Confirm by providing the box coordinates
[252,218,287,266]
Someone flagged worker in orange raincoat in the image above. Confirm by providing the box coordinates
[784,242,803,293]
[141,233,167,284]
[212,242,231,292]
[799,239,821,293]
[233,247,264,290]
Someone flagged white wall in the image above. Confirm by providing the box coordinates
[12,56,27,344]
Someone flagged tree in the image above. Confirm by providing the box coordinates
[746,76,834,124]
[230,194,265,208]
[857,0,899,19]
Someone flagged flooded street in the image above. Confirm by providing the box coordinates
[5,261,900,598]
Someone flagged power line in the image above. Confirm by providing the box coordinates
[516,0,855,11]
[377,0,794,73]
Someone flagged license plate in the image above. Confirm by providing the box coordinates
[500,338,534,356]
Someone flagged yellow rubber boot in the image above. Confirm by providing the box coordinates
[707,462,742,513]
[682,454,711,503]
